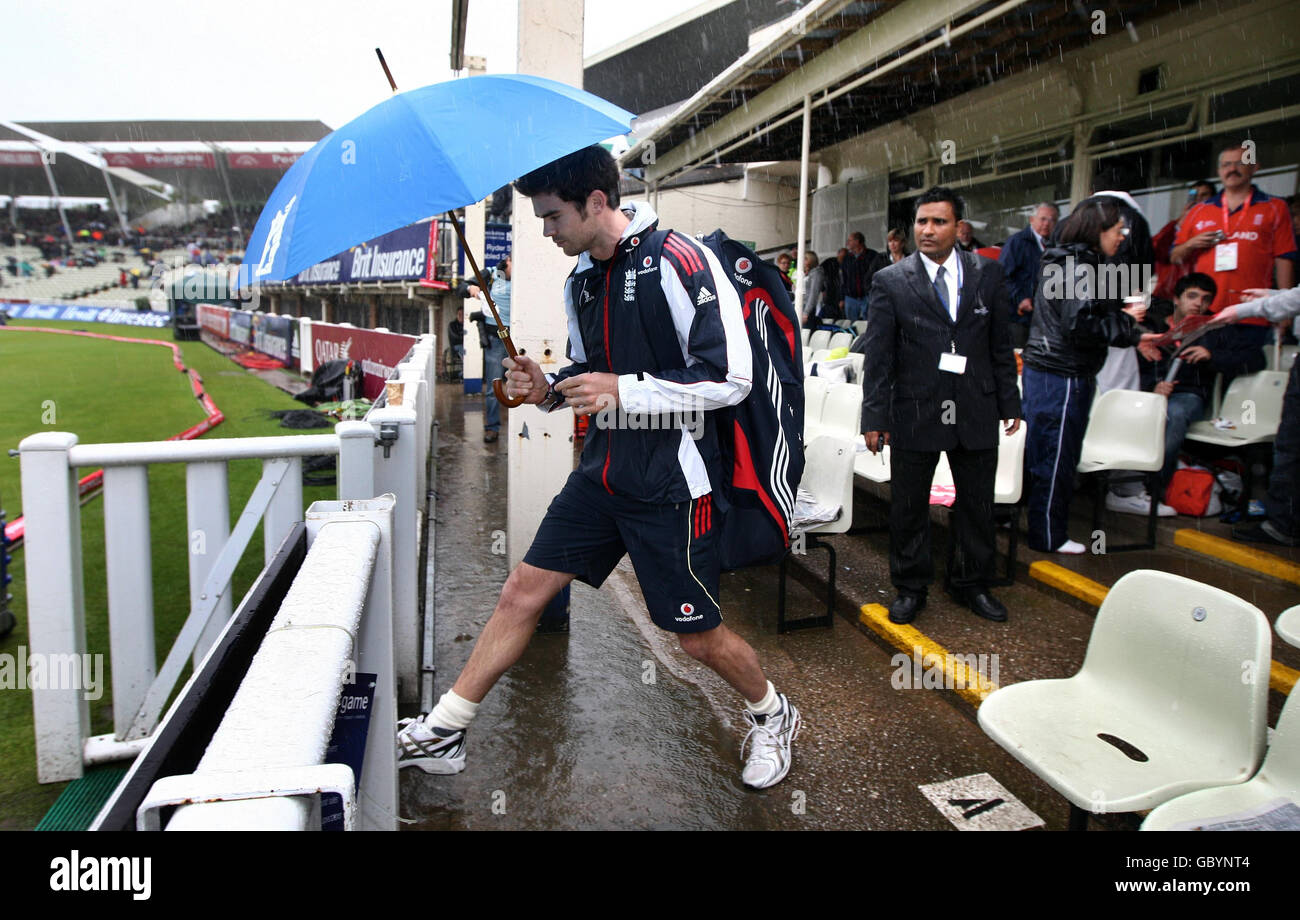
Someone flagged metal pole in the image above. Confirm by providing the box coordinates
[40,151,75,250]
[98,154,131,239]
[794,94,811,319]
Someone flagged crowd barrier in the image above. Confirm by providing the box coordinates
[197,304,418,400]
[18,334,437,792]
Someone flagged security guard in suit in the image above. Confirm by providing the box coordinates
[861,186,1022,624]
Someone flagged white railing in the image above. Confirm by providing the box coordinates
[19,335,437,783]
[135,495,398,831]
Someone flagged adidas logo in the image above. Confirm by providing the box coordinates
[696,287,716,305]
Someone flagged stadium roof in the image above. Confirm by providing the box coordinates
[0,119,332,223]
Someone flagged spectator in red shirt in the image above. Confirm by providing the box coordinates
[1152,180,1215,302]
[1172,145,1296,350]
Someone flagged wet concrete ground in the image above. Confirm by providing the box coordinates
[402,385,1294,830]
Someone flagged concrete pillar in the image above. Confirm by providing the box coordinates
[1070,122,1093,207]
[508,0,584,569]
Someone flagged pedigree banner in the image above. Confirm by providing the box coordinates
[309,323,416,399]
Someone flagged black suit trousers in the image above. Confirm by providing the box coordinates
[889,445,998,594]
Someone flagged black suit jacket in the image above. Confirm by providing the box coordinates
[861,250,1021,452]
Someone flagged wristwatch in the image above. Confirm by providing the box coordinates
[537,373,567,413]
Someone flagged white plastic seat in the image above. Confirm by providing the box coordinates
[827,331,853,353]
[1077,389,1167,551]
[1186,371,1288,448]
[995,421,1026,505]
[805,381,862,443]
[853,434,891,483]
[801,346,812,370]
[851,321,868,337]
[1277,605,1300,649]
[801,327,811,346]
[979,570,1272,823]
[803,376,829,440]
[795,436,856,536]
[808,329,832,352]
[1077,389,1167,474]
[779,436,856,633]
[1142,651,1300,830]
[809,348,830,366]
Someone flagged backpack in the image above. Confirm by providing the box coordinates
[697,230,806,569]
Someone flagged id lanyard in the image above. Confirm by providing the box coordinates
[946,254,963,351]
[1221,195,1250,239]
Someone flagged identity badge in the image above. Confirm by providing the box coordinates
[1214,241,1238,272]
[939,352,967,374]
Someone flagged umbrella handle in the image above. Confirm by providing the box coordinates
[447,215,527,407]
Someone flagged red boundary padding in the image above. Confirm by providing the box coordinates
[0,326,224,545]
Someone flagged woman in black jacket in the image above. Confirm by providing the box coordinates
[1021,196,1141,554]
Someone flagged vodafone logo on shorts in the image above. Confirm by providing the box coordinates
[676,602,703,623]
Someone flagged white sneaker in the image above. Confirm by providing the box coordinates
[1106,491,1176,517]
[1054,539,1086,554]
[397,715,467,774]
[740,693,801,789]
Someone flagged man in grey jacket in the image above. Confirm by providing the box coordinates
[1175,288,1300,545]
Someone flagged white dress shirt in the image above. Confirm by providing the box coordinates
[919,249,961,322]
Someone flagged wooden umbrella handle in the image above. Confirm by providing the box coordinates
[446,216,527,408]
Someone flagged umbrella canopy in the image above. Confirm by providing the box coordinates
[241,74,634,284]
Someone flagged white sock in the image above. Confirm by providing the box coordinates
[745,680,781,717]
[428,689,479,731]
[1055,539,1086,555]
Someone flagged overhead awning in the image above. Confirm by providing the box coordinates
[626,0,1190,183]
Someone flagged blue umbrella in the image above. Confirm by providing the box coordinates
[241,73,634,284]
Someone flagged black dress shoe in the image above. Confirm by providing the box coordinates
[958,589,1008,622]
[888,593,926,624]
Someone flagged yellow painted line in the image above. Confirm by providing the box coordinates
[859,604,998,706]
[1027,559,1298,696]
[1028,561,1108,607]
[1174,529,1300,587]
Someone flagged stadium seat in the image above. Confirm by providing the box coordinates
[1186,371,1287,448]
[851,321,868,337]
[803,376,829,439]
[801,328,811,346]
[979,570,1272,830]
[1278,605,1300,649]
[808,329,832,352]
[853,435,891,484]
[1077,389,1167,551]
[1142,612,1300,831]
[828,331,853,352]
[805,381,862,443]
[779,435,856,632]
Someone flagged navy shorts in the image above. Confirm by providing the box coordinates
[524,472,723,634]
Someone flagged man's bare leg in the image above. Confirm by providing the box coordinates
[677,625,768,702]
[451,561,575,703]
